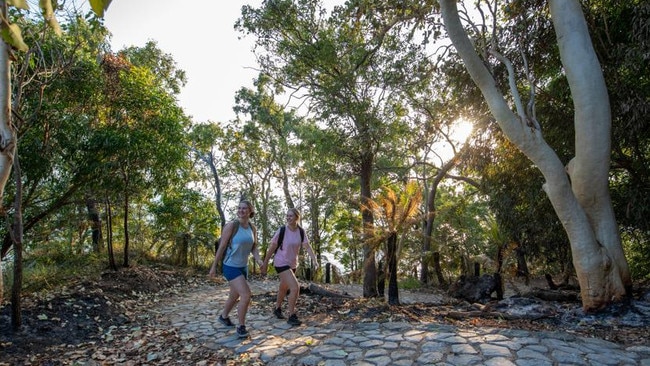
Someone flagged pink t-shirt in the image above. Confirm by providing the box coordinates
[272,226,308,268]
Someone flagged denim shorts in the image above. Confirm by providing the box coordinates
[223,264,248,281]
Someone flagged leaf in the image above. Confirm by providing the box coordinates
[89,0,113,17]
[39,0,62,36]
[7,0,29,10]
[37,313,49,320]
[1,24,28,52]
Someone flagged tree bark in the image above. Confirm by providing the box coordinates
[439,0,630,311]
[0,0,6,303]
[86,196,103,253]
[548,0,631,302]
[10,155,23,329]
[361,154,378,298]
[309,191,321,272]
[122,189,129,268]
[0,0,16,214]
[105,196,117,271]
[433,251,446,288]
[387,232,400,305]
[422,155,457,284]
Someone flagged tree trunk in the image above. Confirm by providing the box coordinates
[377,259,385,297]
[281,164,294,209]
[360,156,378,298]
[309,191,321,272]
[86,196,103,253]
[0,254,3,304]
[122,190,129,268]
[549,0,631,302]
[439,0,631,311]
[0,0,16,214]
[200,150,226,275]
[0,0,6,303]
[105,197,117,271]
[10,155,24,329]
[433,251,446,288]
[177,233,189,266]
[387,232,400,305]
[422,150,461,285]
[515,245,530,285]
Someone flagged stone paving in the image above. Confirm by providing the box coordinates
[157,280,650,365]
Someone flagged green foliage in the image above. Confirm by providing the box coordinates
[2,0,649,295]
[622,229,650,280]
[6,252,105,293]
[398,276,421,290]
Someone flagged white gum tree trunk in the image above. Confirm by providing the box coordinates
[1,0,16,304]
[439,0,631,311]
[0,0,16,214]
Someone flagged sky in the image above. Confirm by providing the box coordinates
[103,1,263,123]
[101,0,473,154]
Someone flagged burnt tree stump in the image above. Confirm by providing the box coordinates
[449,273,500,303]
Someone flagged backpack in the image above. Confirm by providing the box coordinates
[275,225,305,254]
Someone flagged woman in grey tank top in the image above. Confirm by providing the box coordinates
[214,200,262,338]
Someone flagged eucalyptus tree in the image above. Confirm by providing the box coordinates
[95,48,190,268]
[221,126,278,249]
[234,76,303,209]
[188,123,228,230]
[438,0,631,311]
[587,1,650,278]
[148,187,218,266]
[237,0,435,297]
[466,125,573,281]
[4,14,110,253]
[0,0,111,326]
[430,183,490,279]
[295,119,361,276]
[0,12,108,274]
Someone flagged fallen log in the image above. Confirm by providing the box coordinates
[526,289,579,302]
[445,311,521,320]
[305,283,356,299]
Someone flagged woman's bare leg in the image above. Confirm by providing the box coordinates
[279,270,300,315]
[227,276,251,325]
[276,279,289,309]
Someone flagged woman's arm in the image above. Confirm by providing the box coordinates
[209,222,234,277]
[304,242,319,271]
[260,232,279,275]
[215,221,235,263]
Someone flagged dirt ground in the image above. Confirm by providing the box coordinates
[1,265,648,365]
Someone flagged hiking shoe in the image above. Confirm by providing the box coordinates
[218,315,234,327]
[236,325,249,338]
[287,313,302,326]
[273,307,286,319]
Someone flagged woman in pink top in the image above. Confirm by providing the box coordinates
[261,208,318,326]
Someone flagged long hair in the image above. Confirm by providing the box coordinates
[240,200,255,218]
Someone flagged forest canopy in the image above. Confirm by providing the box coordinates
[1,0,648,313]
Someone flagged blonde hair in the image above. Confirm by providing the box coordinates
[240,200,255,218]
[287,207,301,219]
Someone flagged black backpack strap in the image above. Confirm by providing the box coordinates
[224,220,239,252]
[250,223,257,248]
[276,225,286,253]
[299,226,305,244]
